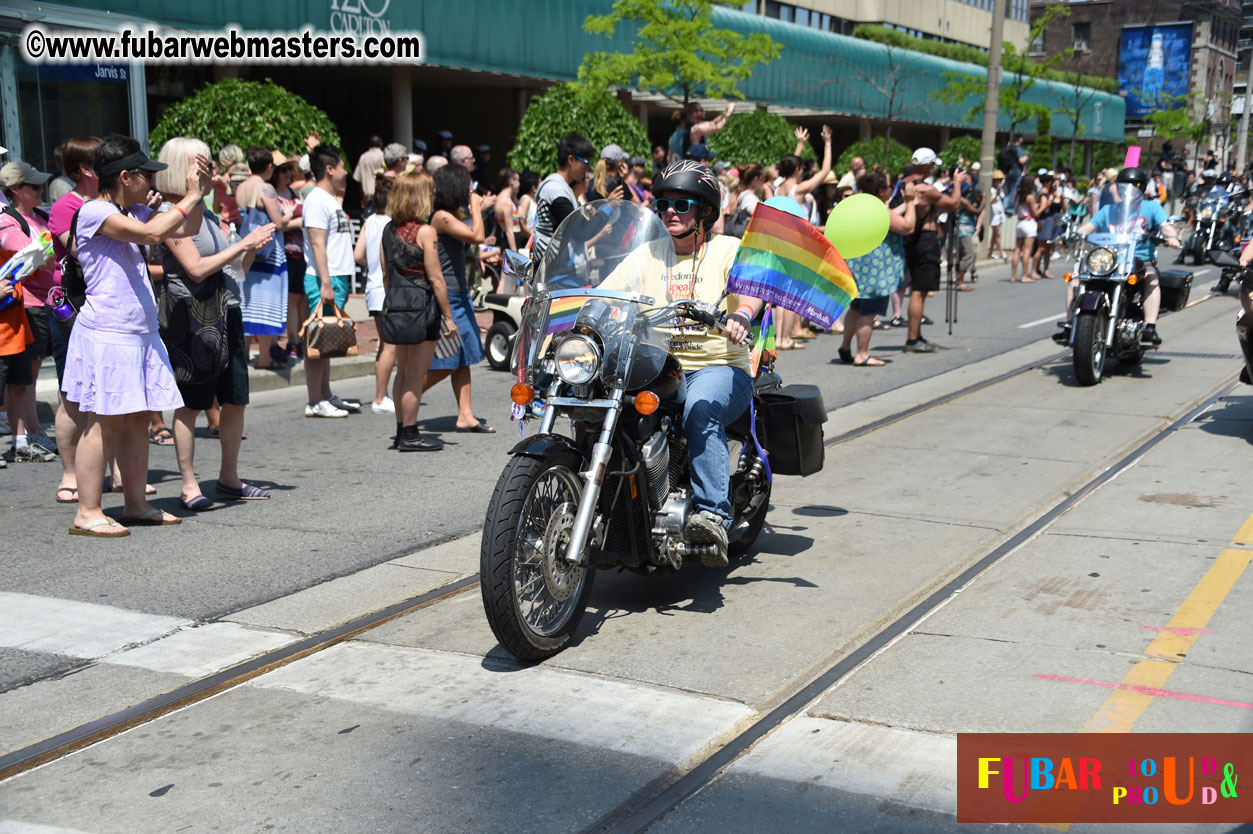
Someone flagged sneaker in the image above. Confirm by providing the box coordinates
[1141,324,1162,346]
[371,396,396,414]
[12,444,57,462]
[684,510,729,568]
[888,316,908,328]
[305,400,349,418]
[328,395,362,413]
[921,315,934,326]
[28,437,58,457]
[903,338,939,354]
[0,418,8,435]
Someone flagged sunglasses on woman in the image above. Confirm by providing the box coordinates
[654,198,696,214]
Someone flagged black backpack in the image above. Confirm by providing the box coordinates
[58,207,87,306]
[997,145,1018,175]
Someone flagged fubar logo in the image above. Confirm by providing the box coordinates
[329,0,391,35]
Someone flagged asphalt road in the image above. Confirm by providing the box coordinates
[0,258,1220,694]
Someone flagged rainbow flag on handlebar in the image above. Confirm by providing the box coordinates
[544,295,586,336]
[727,204,857,329]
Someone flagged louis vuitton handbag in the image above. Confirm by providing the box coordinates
[301,304,359,360]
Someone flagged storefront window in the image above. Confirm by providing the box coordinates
[16,61,131,176]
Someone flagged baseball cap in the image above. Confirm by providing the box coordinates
[685,143,716,161]
[1037,167,1051,177]
[412,139,428,153]
[0,161,52,188]
[476,144,490,154]
[436,130,453,140]
[911,147,937,166]
[970,161,981,172]
[600,144,627,163]
[714,160,731,174]
[628,156,648,168]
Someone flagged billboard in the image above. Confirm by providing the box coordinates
[1118,23,1194,119]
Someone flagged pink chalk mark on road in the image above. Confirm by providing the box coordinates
[1140,625,1216,636]
[1036,674,1253,710]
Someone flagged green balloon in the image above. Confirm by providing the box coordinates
[824,193,891,260]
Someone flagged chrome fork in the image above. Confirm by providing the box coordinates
[563,388,624,564]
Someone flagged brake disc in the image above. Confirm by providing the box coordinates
[541,502,581,601]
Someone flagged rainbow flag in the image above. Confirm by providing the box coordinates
[545,295,587,336]
[749,304,776,377]
[728,204,858,329]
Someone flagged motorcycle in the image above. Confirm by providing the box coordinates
[1063,183,1165,386]
[1188,188,1240,266]
[1237,267,1253,385]
[479,201,826,660]
[1208,246,1244,295]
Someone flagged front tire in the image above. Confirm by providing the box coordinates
[1073,311,1108,386]
[480,451,595,661]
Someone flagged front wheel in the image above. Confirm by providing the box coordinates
[480,451,595,661]
[1073,310,1108,386]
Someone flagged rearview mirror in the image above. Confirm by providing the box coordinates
[503,249,530,279]
[1209,248,1241,267]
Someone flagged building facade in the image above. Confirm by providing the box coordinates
[755,0,1031,52]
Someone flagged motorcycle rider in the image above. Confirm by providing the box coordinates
[606,161,762,567]
[1059,167,1181,346]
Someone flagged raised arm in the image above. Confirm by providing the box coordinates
[166,221,273,282]
[431,193,486,245]
[794,126,833,197]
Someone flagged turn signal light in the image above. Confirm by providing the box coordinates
[1063,273,1073,282]
[634,391,659,415]
[511,383,534,405]
[1128,274,1138,285]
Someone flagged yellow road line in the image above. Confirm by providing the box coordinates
[1232,512,1253,547]
[1082,547,1253,734]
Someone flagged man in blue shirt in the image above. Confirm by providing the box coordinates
[1065,168,1181,346]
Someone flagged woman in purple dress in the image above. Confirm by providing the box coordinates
[63,135,209,537]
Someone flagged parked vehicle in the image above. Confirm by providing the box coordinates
[479,201,825,660]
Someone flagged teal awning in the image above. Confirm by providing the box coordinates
[27,0,1125,141]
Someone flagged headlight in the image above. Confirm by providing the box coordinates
[1200,207,1214,220]
[554,335,601,384]
[1085,247,1117,277]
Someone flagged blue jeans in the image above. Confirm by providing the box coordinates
[671,366,752,524]
[1002,170,1022,215]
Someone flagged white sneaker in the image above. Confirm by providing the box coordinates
[371,396,396,414]
[305,400,349,418]
[328,394,362,413]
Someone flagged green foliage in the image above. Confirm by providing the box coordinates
[837,137,912,177]
[853,23,1117,93]
[508,84,649,176]
[579,0,781,105]
[705,110,814,168]
[939,135,982,168]
[150,78,340,157]
[1143,94,1208,145]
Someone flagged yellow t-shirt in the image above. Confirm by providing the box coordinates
[602,234,750,374]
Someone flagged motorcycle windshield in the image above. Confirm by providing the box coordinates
[514,200,677,389]
[1088,183,1146,259]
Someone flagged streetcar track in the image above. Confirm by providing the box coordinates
[0,296,1238,786]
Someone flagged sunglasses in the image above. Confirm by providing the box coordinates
[572,154,589,165]
[654,198,696,214]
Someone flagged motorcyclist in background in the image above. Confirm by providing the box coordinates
[1063,167,1181,346]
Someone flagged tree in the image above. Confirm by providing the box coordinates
[817,45,933,171]
[705,110,815,168]
[508,84,650,176]
[150,78,340,157]
[937,6,1072,140]
[1051,62,1103,169]
[939,135,982,169]
[578,0,781,108]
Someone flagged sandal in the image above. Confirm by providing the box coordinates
[455,423,496,434]
[68,517,131,538]
[148,427,175,446]
[119,508,182,526]
[56,487,79,504]
[837,347,854,364]
[853,357,887,367]
[110,482,158,496]
[207,425,219,438]
[216,482,270,500]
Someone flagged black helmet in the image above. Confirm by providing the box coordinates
[1116,167,1148,190]
[652,160,721,231]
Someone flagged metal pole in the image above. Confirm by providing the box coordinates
[1238,49,1252,172]
[977,0,1008,224]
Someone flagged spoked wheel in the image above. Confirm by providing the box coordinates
[1073,310,1108,386]
[480,451,595,661]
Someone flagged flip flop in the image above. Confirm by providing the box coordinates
[854,357,887,367]
[455,423,496,434]
[68,517,131,538]
[838,347,854,364]
[956,285,975,292]
[216,482,270,500]
[56,487,79,504]
[119,508,182,526]
[179,494,215,512]
[148,427,175,446]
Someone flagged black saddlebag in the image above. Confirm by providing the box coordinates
[759,384,827,477]
[1158,269,1193,312]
